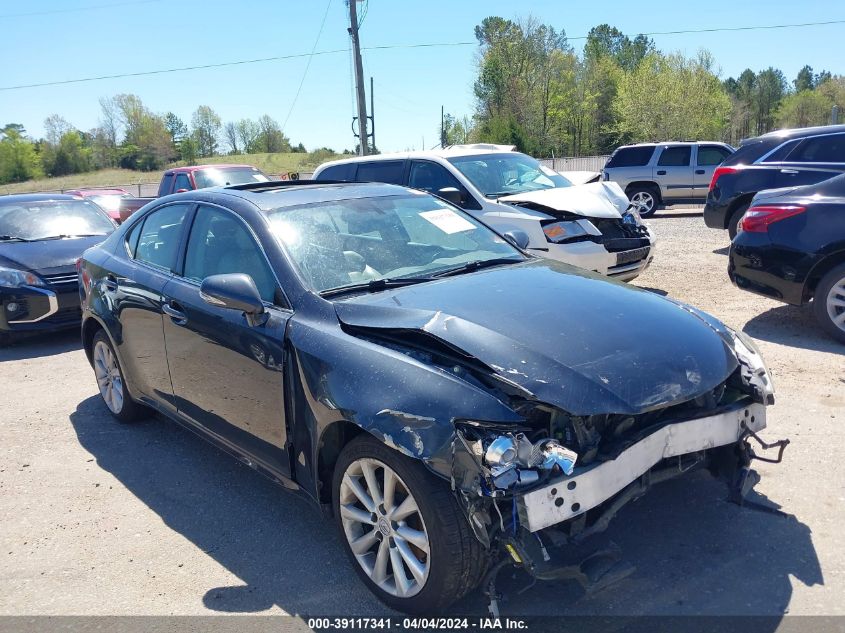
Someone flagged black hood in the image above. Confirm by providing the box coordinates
[334,260,739,416]
[0,235,107,275]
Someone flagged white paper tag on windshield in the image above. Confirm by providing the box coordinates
[419,209,476,234]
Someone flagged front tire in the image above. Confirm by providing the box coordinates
[813,264,845,344]
[91,330,149,422]
[332,434,486,613]
[627,186,660,217]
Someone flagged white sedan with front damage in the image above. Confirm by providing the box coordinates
[313,145,655,281]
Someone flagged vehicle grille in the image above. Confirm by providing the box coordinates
[42,272,79,289]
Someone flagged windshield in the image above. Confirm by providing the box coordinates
[194,167,269,188]
[448,152,571,197]
[0,199,114,241]
[266,192,523,294]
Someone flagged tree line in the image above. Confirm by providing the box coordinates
[0,95,345,185]
[445,16,845,156]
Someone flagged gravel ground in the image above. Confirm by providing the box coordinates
[0,208,843,619]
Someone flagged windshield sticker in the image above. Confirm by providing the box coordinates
[419,209,476,234]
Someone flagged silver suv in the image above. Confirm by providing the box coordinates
[603,142,734,216]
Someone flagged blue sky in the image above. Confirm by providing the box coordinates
[1,0,843,153]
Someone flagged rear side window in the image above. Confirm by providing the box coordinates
[158,174,175,196]
[132,203,190,272]
[724,137,783,166]
[356,161,406,184]
[697,145,731,166]
[658,146,692,166]
[606,146,655,168]
[788,134,845,163]
[316,163,356,181]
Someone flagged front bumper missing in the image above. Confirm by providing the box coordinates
[518,402,767,532]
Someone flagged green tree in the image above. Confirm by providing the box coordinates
[190,105,222,157]
[0,127,42,184]
[615,51,730,142]
[255,114,290,153]
[41,130,93,176]
[794,65,815,92]
[776,90,833,128]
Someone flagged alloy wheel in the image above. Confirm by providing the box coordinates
[339,457,430,598]
[825,276,845,333]
[93,340,124,414]
[629,191,655,214]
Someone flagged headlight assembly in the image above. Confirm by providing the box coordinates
[0,266,46,289]
[731,329,775,403]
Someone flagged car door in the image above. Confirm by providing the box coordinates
[655,145,693,200]
[161,203,292,476]
[776,133,845,184]
[694,144,733,198]
[109,202,192,410]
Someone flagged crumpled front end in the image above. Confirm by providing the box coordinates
[445,340,786,611]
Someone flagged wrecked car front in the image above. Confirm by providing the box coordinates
[290,257,783,598]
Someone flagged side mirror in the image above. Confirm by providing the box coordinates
[437,187,463,207]
[200,273,267,326]
[503,229,530,250]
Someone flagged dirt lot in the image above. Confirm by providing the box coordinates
[1,208,843,618]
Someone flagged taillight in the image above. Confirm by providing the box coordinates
[709,166,740,191]
[740,205,806,233]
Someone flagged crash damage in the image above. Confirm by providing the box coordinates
[321,265,789,615]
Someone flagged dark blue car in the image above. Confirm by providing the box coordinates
[0,193,114,345]
[78,181,783,613]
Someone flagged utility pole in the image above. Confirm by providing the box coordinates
[440,105,445,148]
[348,0,368,155]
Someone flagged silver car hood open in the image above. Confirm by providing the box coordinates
[499,181,631,219]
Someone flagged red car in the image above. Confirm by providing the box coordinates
[118,164,269,222]
[65,188,134,223]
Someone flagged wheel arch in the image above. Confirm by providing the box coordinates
[81,315,107,366]
[804,249,845,302]
[725,193,755,229]
[625,181,662,203]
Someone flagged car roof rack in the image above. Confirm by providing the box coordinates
[225,179,350,193]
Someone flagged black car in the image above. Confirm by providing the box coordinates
[0,194,115,345]
[729,174,845,343]
[79,181,783,613]
[704,124,845,238]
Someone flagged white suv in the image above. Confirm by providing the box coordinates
[313,145,655,281]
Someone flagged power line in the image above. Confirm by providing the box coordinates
[2,18,843,92]
[566,18,845,40]
[0,0,162,19]
[281,0,333,133]
[0,42,475,92]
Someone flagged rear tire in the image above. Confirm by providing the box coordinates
[812,264,845,344]
[332,434,486,613]
[727,203,749,240]
[91,330,149,422]
[627,186,660,217]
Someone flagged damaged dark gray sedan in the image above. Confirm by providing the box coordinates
[79,181,786,614]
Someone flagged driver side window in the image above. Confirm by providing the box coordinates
[183,206,280,305]
[408,161,479,209]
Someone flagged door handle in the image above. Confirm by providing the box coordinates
[162,301,188,326]
[102,275,118,292]
[695,169,705,174]
[656,170,667,175]
[780,169,799,175]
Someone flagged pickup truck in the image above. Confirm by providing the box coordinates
[118,164,269,222]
